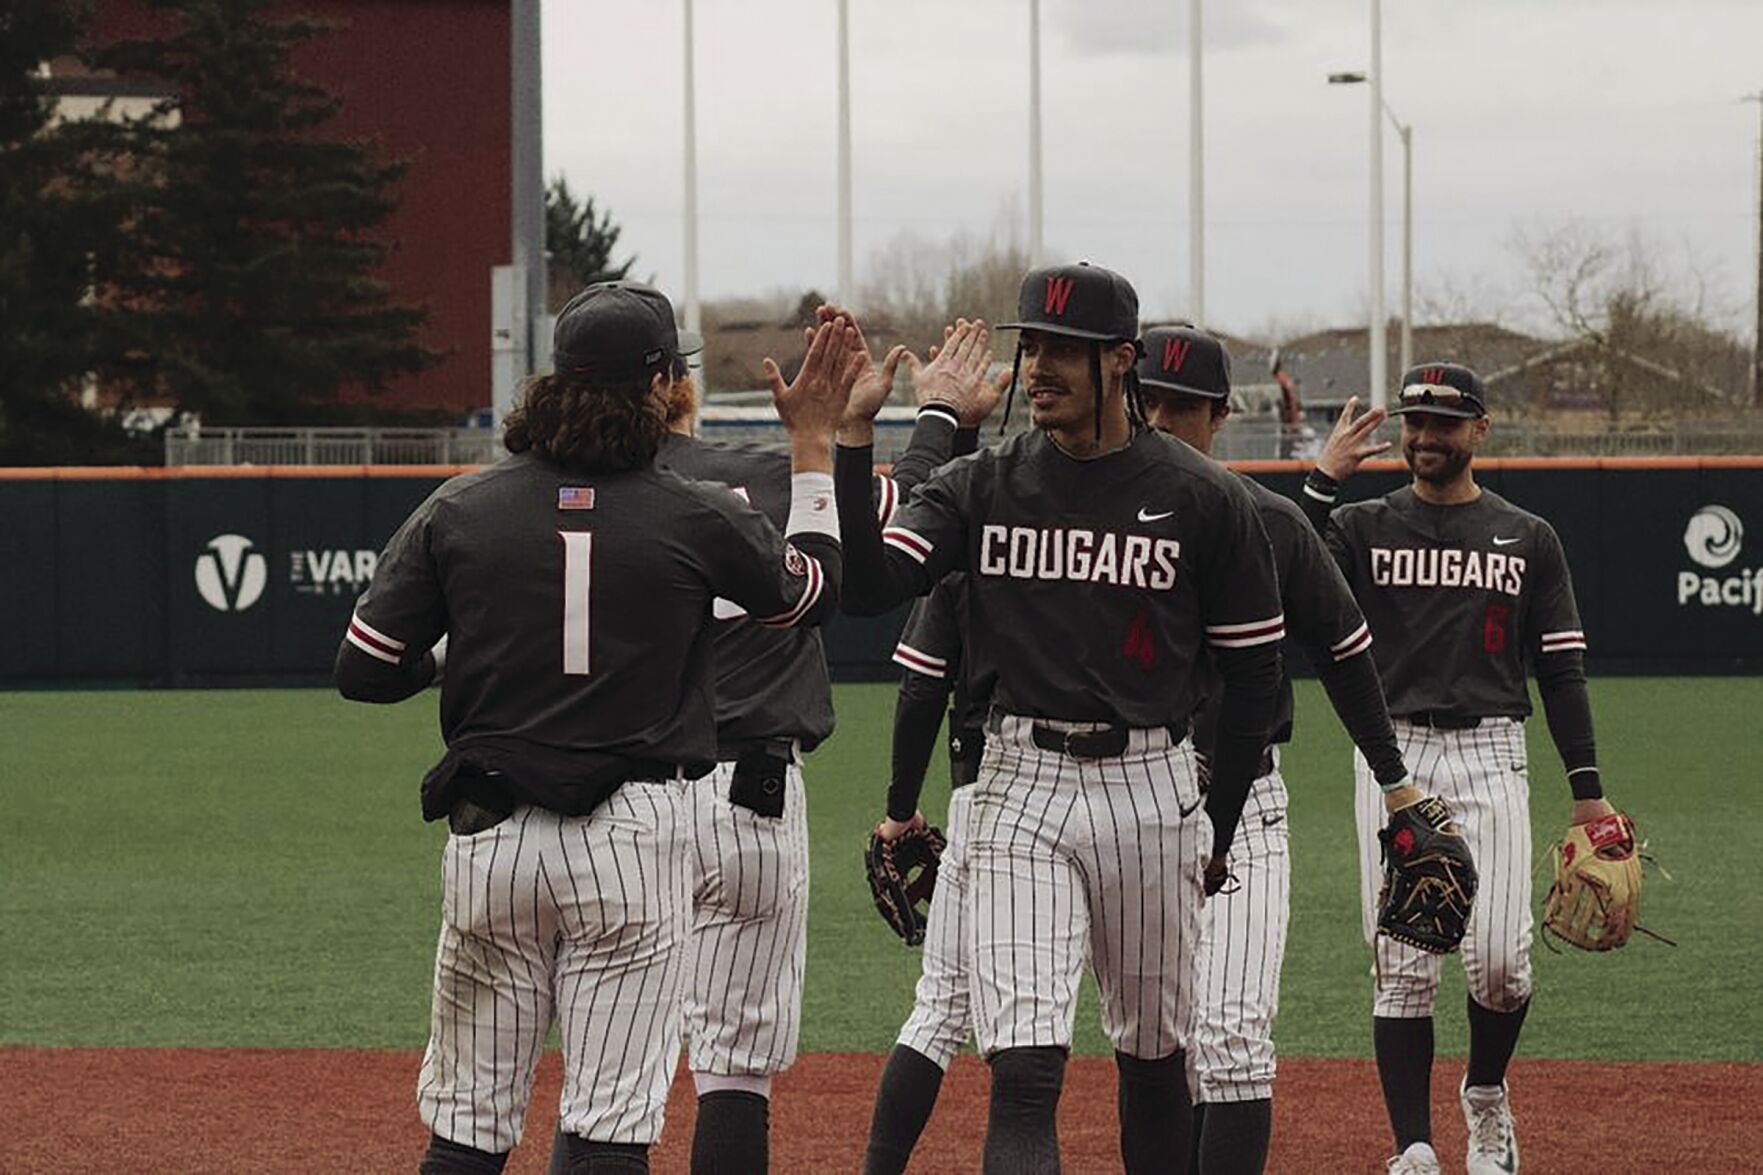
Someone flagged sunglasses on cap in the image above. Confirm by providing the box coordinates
[1397,383,1484,415]
[1401,382,1468,405]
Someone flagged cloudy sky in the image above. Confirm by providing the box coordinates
[542,0,1763,340]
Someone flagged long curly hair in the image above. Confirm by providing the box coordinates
[503,372,671,472]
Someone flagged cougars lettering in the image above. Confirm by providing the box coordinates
[1368,546,1526,595]
[978,524,1181,589]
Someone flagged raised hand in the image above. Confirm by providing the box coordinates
[1316,395,1392,482]
[812,303,907,447]
[903,318,998,426]
[764,316,860,457]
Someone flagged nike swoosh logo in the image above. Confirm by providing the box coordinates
[1138,508,1174,522]
[1493,536,1520,546]
[1262,812,1285,826]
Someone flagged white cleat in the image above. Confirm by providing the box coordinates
[1386,1141,1440,1173]
[1462,1080,1520,1174]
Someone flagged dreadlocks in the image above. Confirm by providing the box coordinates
[999,337,1025,436]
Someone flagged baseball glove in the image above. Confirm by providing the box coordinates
[1377,795,1478,954]
[865,824,947,945]
[1542,811,1648,951]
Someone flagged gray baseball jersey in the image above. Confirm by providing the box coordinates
[852,427,1284,729]
[655,433,834,752]
[340,450,839,818]
[1324,486,1587,718]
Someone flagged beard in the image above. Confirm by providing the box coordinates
[1404,440,1472,485]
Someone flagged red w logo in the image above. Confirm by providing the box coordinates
[1421,367,1445,385]
[1162,338,1191,372]
[1044,276,1075,316]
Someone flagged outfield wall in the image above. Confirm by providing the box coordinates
[2,459,1760,685]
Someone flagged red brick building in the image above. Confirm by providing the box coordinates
[66,0,511,418]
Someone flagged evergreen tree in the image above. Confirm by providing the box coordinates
[0,1,154,462]
[86,0,437,424]
[546,175,634,304]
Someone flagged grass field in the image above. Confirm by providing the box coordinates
[2,679,1756,1062]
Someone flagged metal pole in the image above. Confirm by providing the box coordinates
[1751,91,1763,407]
[1188,0,1204,324]
[1028,0,1043,265]
[1400,120,1412,377]
[683,0,700,333]
[837,0,853,305]
[505,0,544,425]
[1367,0,1387,409]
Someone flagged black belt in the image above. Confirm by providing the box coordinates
[1400,711,1483,730]
[1026,720,1189,760]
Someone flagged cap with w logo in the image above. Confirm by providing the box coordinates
[1392,361,1487,418]
[998,261,1139,343]
[1137,324,1230,400]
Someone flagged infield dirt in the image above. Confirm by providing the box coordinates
[4,1048,1758,1172]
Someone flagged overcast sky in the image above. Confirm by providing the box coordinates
[542,0,1763,341]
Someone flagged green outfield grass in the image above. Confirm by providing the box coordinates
[1,679,1754,1060]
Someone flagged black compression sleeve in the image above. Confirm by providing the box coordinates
[887,671,952,821]
[1205,642,1282,857]
[1297,469,1339,536]
[1535,650,1602,799]
[952,425,980,458]
[836,443,894,616]
[1314,650,1409,787]
[885,406,960,495]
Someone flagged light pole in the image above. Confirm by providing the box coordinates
[1028,0,1044,265]
[837,0,852,305]
[683,0,700,334]
[1189,0,1204,324]
[1330,68,1413,385]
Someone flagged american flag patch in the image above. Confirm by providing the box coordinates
[558,486,596,511]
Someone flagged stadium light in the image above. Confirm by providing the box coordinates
[1329,52,1414,387]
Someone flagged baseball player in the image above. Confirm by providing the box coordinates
[1300,363,1615,1175]
[860,324,1432,1175]
[1135,325,1426,1175]
[334,282,861,1175]
[835,263,1285,1174]
[534,314,992,1175]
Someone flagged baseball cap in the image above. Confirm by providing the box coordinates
[998,261,1139,343]
[1138,324,1231,400]
[552,280,704,383]
[1391,361,1487,419]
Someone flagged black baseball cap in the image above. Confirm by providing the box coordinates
[1391,361,1487,419]
[998,261,1139,343]
[552,280,704,383]
[1138,324,1231,400]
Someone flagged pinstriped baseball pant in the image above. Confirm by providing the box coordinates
[681,761,810,1078]
[416,785,690,1153]
[1355,718,1535,1017]
[896,785,976,1068]
[1189,761,1291,1103]
[966,717,1210,1060]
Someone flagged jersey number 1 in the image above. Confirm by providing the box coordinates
[561,531,592,675]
